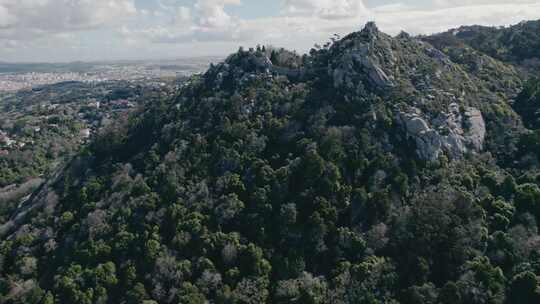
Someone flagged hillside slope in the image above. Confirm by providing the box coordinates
[424,20,540,76]
[1,23,540,304]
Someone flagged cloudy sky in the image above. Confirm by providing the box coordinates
[1,0,540,62]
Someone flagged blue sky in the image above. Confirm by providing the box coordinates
[1,0,540,62]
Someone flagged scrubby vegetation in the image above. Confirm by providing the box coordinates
[425,20,540,75]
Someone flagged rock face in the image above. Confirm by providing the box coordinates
[332,49,395,89]
[464,107,487,151]
[330,22,395,90]
[209,50,304,90]
[357,56,394,88]
[396,103,486,162]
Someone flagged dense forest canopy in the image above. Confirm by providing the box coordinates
[1,21,540,303]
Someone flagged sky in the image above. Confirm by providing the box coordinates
[1,0,540,62]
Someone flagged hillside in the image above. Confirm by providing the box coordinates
[0,80,179,237]
[424,20,540,76]
[1,22,540,304]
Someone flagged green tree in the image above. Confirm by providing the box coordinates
[507,271,540,303]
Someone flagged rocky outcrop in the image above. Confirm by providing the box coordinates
[463,107,486,151]
[330,24,395,90]
[332,50,394,90]
[396,103,486,162]
[357,56,394,88]
[210,50,304,90]
[397,109,443,161]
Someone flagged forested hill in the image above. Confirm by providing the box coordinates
[1,22,540,304]
[424,20,540,75]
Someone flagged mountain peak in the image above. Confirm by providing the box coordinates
[361,21,380,36]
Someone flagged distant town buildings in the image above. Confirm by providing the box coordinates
[110,99,135,109]
[0,61,209,92]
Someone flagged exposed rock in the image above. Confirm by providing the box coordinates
[356,56,394,88]
[362,21,380,38]
[333,67,347,88]
[405,116,430,135]
[397,112,443,161]
[329,22,407,90]
[210,51,304,89]
[464,107,486,151]
[331,45,394,89]
[425,47,449,63]
[397,103,486,162]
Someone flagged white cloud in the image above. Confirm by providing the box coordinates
[3,0,540,62]
[123,0,247,44]
[0,0,137,38]
[229,1,540,56]
[175,6,192,25]
[375,3,540,35]
[195,0,241,29]
[0,4,15,28]
[371,3,413,13]
[119,0,540,56]
[126,0,370,45]
[434,0,538,8]
[283,0,369,19]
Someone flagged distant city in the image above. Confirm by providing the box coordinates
[0,57,221,92]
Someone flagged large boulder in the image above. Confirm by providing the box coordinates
[356,56,394,88]
[397,111,442,161]
[397,103,486,162]
[464,107,486,151]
